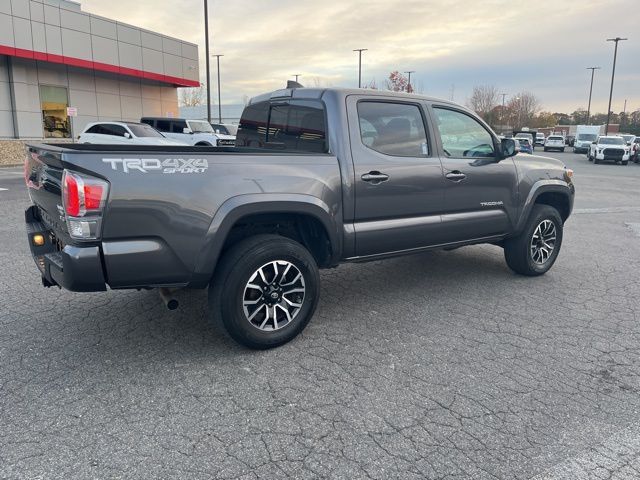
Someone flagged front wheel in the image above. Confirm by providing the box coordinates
[504,205,563,276]
[209,234,320,349]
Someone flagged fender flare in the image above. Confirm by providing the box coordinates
[190,193,342,287]
[515,180,574,234]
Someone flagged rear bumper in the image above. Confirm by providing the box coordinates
[25,206,107,292]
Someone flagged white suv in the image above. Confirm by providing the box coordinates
[543,135,565,152]
[141,117,236,147]
[78,122,187,146]
[588,136,631,165]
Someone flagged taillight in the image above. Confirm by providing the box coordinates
[64,173,80,216]
[62,170,109,240]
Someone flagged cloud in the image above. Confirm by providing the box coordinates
[81,0,638,113]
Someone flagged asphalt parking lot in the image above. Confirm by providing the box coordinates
[2,149,640,479]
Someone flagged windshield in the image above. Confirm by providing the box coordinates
[599,137,624,145]
[127,123,164,138]
[188,120,214,133]
[621,135,634,142]
[577,133,597,141]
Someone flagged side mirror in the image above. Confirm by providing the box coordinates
[499,138,517,159]
[183,127,193,134]
[124,132,131,139]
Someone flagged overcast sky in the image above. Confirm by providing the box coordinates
[82,0,638,113]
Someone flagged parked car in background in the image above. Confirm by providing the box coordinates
[632,138,640,163]
[210,123,239,136]
[620,134,636,147]
[535,132,545,146]
[517,138,533,154]
[140,117,236,146]
[78,122,187,146]
[515,133,535,151]
[544,135,566,152]
[588,136,631,165]
[574,125,601,153]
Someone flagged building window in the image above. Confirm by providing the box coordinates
[40,85,71,139]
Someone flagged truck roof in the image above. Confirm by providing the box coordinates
[249,87,464,110]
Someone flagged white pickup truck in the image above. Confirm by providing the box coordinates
[588,136,631,165]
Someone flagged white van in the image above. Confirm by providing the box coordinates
[573,125,601,153]
[140,117,236,147]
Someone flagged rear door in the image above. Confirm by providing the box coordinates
[348,96,447,256]
[430,105,518,243]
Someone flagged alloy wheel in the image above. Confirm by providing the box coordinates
[530,220,557,265]
[242,261,306,331]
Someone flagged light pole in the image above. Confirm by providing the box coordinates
[204,0,211,123]
[586,67,601,125]
[404,71,415,92]
[605,37,627,135]
[212,54,224,123]
[291,74,302,83]
[353,49,368,88]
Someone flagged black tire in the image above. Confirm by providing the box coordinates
[208,234,320,349]
[543,148,548,152]
[504,205,563,276]
[195,142,213,146]
[622,161,628,166]
[561,148,565,152]
[593,155,600,164]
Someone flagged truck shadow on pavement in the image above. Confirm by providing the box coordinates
[57,244,528,362]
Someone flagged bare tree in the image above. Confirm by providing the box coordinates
[311,77,333,88]
[363,78,378,90]
[507,92,541,129]
[467,85,499,120]
[179,86,205,107]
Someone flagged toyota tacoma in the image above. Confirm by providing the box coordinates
[23,87,575,349]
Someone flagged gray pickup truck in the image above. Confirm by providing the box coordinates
[23,87,575,349]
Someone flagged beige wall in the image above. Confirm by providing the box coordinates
[1,56,180,139]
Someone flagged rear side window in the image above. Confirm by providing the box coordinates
[357,101,429,156]
[85,124,102,134]
[88,124,126,136]
[155,120,171,132]
[236,100,327,153]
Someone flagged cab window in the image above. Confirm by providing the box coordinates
[433,108,495,158]
[236,100,327,153]
[357,101,429,157]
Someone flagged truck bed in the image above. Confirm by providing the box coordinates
[24,143,342,290]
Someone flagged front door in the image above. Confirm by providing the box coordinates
[348,97,447,257]
[430,106,518,243]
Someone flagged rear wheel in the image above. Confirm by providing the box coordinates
[504,205,563,276]
[622,160,629,166]
[209,234,320,349]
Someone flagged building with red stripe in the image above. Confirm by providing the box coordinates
[0,0,200,139]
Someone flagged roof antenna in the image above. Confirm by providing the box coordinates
[287,80,304,89]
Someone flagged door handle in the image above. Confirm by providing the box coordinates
[445,171,466,182]
[361,171,389,184]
